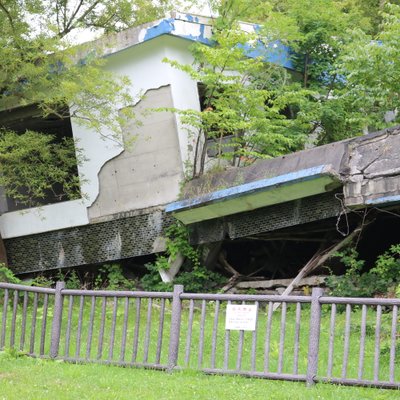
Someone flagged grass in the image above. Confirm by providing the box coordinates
[0,352,399,400]
[1,290,400,397]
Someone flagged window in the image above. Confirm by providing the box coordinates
[0,104,80,212]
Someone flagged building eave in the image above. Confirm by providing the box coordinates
[166,165,342,225]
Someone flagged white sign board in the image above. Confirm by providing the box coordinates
[225,304,258,331]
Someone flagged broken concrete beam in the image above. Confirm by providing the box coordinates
[159,252,185,283]
[235,275,328,290]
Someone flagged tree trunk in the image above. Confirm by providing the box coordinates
[0,233,8,266]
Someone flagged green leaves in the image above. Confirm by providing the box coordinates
[337,4,400,131]
[165,19,314,176]
[326,244,400,298]
[0,130,83,206]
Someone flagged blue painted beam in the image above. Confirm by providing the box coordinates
[365,195,400,206]
[166,165,339,215]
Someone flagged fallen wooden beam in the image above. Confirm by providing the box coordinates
[272,227,361,311]
[218,252,241,277]
[236,275,328,290]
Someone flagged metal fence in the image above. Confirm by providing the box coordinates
[1,281,399,389]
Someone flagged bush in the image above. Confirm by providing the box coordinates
[0,264,21,284]
[56,264,137,291]
[140,221,226,293]
[326,244,400,298]
[370,244,400,295]
[140,262,226,293]
[94,264,136,291]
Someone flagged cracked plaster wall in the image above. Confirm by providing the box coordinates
[88,85,183,221]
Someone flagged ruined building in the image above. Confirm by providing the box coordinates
[1,14,399,283]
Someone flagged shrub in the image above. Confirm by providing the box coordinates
[326,244,400,298]
[140,221,226,293]
[140,262,226,293]
[56,264,137,291]
[0,264,21,284]
[370,244,400,296]
[94,264,136,291]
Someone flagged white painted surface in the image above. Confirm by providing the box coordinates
[74,36,206,208]
[164,37,202,172]
[72,122,124,208]
[0,200,89,239]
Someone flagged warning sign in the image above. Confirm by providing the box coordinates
[225,304,258,331]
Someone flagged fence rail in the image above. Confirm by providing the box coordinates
[0,282,399,389]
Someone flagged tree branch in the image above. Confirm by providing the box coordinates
[0,1,16,33]
[59,0,102,38]
[65,0,84,33]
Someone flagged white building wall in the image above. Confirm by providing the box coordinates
[164,38,203,173]
[0,35,201,239]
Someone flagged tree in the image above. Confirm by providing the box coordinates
[337,3,400,131]
[165,11,313,177]
[167,0,400,180]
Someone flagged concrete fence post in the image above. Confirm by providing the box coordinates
[168,284,184,371]
[306,287,324,386]
[50,281,65,359]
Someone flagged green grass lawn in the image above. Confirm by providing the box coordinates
[0,353,398,400]
[2,291,400,397]
[1,294,400,381]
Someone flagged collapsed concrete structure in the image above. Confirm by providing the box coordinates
[1,13,399,281]
[0,13,293,274]
[165,126,400,289]
[169,126,400,234]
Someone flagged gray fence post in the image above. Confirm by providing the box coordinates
[306,287,324,386]
[168,284,183,371]
[50,281,65,359]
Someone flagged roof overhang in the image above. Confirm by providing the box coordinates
[166,165,342,225]
[93,12,294,70]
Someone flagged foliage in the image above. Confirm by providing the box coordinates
[164,18,312,177]
[337,3,400,132]
[0,263,21,284]
[0,131,84,205]
[168,0,400,180]
[0,262,137,291]
[370,244,400,293]
[270,1,400,141]
[29,273,56,288]
[154,222,200,271]
[35,0,175,37]
[141,261,226,293]
[326,244,400,297]
[141,221,226,292]
[93,264,136,290]
[54,264,136,290]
